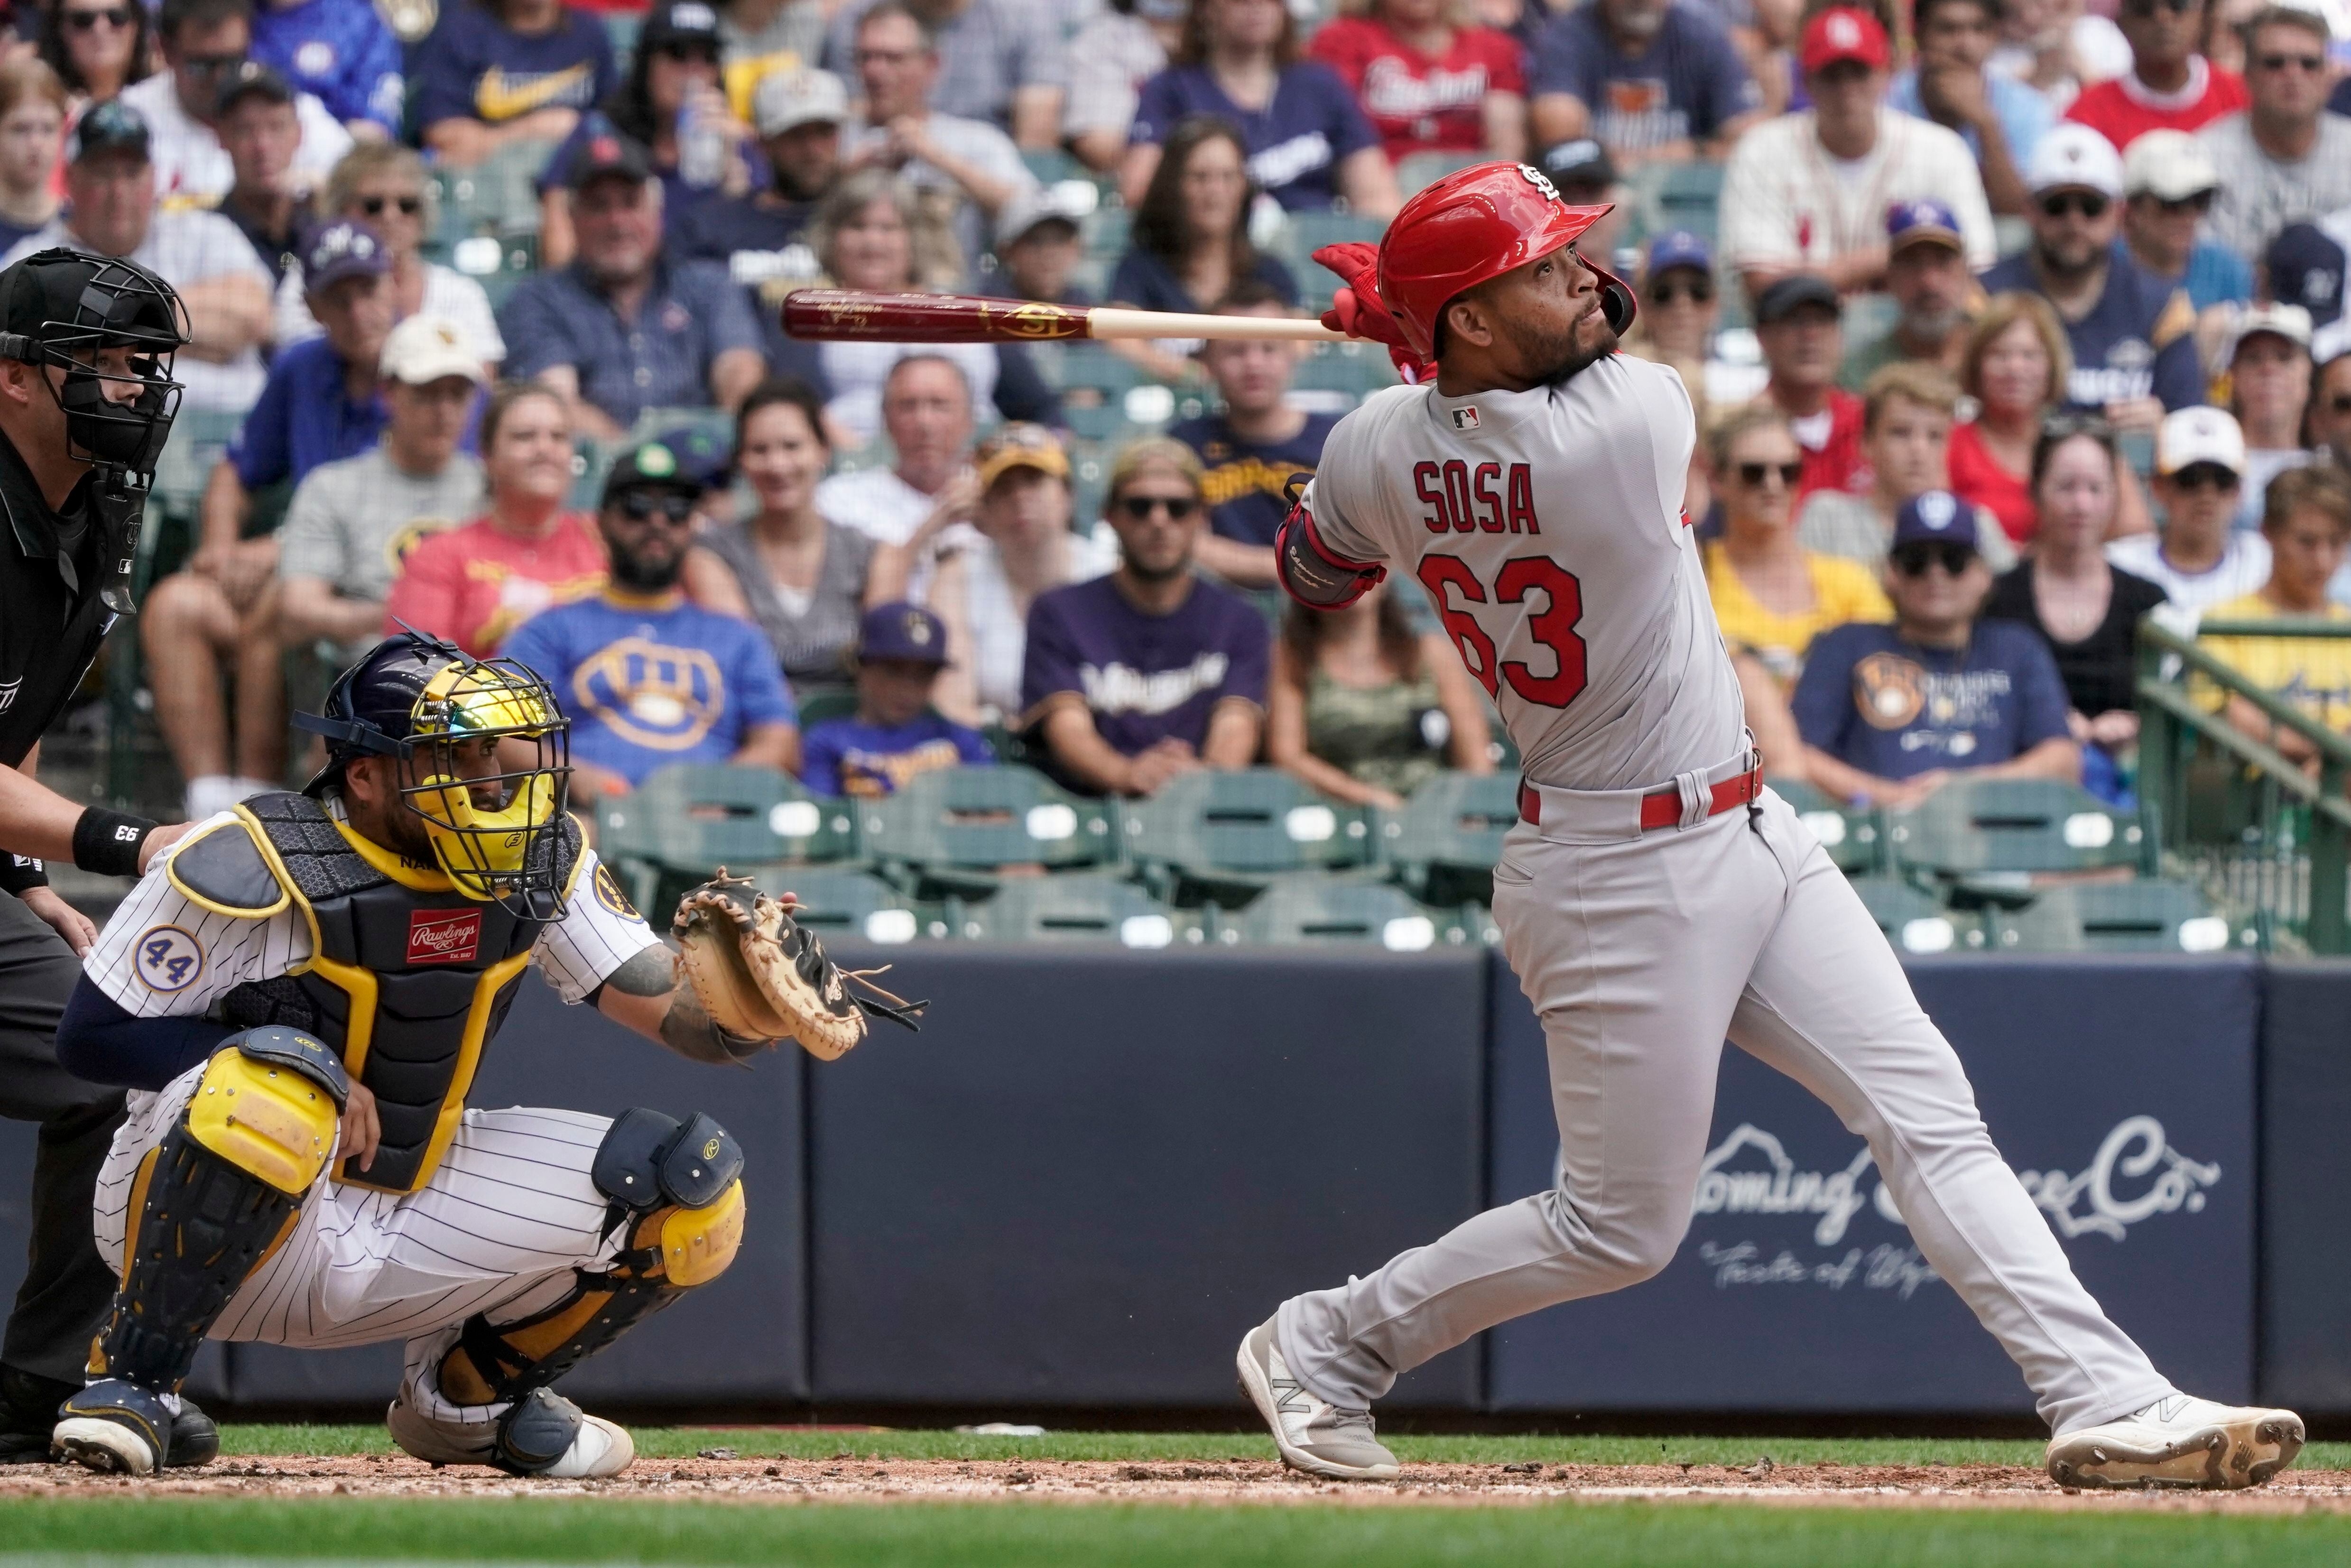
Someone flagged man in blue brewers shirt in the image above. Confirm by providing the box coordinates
[801,603,994,797]
[1793,492,2081,808]
[250,0,403,138]
[505,439,801,804]
[499,131,765,442]
[1978,123,2202,431]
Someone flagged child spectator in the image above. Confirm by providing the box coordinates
[1310,0,1527,166]
[504,437,801,803]
[2108,405,2274,608]
[1802,361,2018,572]
[2223,302,2316,531]
[2118,129,2251,317]
[800,602,994,797]
[1124,0,1399,218]
[2201,465,2351,757]
[990,187,1089,305]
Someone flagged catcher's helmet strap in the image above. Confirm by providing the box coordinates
[292,710,408,756]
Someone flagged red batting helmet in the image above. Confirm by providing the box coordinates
[1375,160,1636,360]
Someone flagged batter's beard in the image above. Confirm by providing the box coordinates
[1537,317,1622,387]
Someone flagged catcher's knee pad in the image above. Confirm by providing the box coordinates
[97,1027,346,1389]
[435,1108,745,1406]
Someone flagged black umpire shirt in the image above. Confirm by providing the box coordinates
[0,425,106,770]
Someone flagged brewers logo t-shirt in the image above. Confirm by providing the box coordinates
[410,3,618,129]
[278,447,485,656]
[1169,411,1339,548]
[801,711,995,798]
[1528,1,1758,154]
[1129,62,1380,211]
[1020,574,1270,765]
[502,590,798,786]
[1790,620,2073,780]
[1977,247,2203,412]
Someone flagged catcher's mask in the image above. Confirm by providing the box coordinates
[294,630,574,918]
[0,248,187,476]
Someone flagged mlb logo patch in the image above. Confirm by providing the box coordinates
[408,909,483,965]
[1451,406,1481,431]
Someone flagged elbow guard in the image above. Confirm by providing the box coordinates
[1275,485,1385,610]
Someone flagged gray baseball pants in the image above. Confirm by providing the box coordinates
[1276,784,2175,1436]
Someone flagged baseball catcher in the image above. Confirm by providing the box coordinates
[40,630,889,1477]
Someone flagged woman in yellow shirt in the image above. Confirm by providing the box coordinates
[1703,406,1892,686]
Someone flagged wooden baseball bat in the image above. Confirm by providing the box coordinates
[781,288,1351,345]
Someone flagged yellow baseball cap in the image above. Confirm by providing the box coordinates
[974,423,1070,491]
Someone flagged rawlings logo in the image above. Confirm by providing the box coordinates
[407,908,482,965]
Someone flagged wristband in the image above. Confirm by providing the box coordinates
[73,808,158,879]
[0,853,48,895]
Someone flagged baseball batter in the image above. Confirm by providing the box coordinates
[39,630,897,1477]
[1240,162,2302,1492]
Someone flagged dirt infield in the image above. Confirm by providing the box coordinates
[8,1454,2351,1512]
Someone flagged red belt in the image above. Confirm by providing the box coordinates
[1519,764,1763,831]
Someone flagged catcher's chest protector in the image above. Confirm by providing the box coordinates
[213,794,582,1194]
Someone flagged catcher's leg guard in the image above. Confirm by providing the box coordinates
[56,1028,344,1473]
[432,1108,745,1415]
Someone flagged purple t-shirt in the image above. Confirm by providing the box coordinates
[1021,574,1271,759]
[1530,1,1758,153]
[1129,63,1381,211]
[802,711,995,798]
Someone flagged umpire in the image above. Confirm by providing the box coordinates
[0,248,216,1463]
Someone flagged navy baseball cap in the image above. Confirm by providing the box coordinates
[216,61,296,117]
[1755,274,1839,324]
[1539,138,1617,192]
[301,220,390,293]
[642,0,722,50]
[2268,221,2346,331]
[1886,198,1963,253]
[1644,230,1711,281]
[1890,489,1979,552]
[859,601,951,667]
[68,99,148,165]
[565,118,655,191]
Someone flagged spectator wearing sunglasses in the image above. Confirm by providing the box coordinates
[275,141,506,370]
[799,602,995,798]
[39,0,154,110]
[121,0,352,204]
[2118,130,2249,322]
[1980,123,2201,431]
[2199,465,2351,760]
[2222,302,2316,531]
[1803,361,2018,572]
[1792,492,2080,807]
[2106,405,2272,607]
[1702,406,1891,688]
[2063,0,2244,152]
[1983,419,2165,802]
[1625,229,1716,366]
[504,438,801,805]
[250,0,404,137]
[1841,200,1977,391]
[1020,438,1269,798]
[2197,8,2351,281]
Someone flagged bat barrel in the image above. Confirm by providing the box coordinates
[781,289,1090,344]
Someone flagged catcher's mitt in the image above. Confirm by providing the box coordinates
[671,869,926,1061]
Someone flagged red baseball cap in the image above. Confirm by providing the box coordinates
[1800,7,1890,74]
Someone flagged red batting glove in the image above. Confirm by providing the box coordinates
[1314,242,1437,385]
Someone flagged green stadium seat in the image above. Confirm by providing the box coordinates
[1384,772,1518,907]
[1083,204,1132,257]
[1121,769,1371,904]
[438,138,558,239]
[1772,778,1884,874]
[1236,872,1439,949]
[970,871,1176,945]
[750,866,919,943]
[1395,151,1484,197]
[1986,879,2230,954]
[860,764,1116,895]
[1277,210,1386,263]
[1885,778,2144,879]
[1844,875,1975,954]
[596,764,856,913]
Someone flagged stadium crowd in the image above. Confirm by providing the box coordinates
[9,0,2351,827]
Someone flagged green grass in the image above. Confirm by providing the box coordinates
[8,1495,2351,1568]
[213,1424,2351,1470]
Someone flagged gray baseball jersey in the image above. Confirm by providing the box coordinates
[1303,355,1746,792]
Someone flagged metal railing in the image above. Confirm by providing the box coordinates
[2136,616,2351,953]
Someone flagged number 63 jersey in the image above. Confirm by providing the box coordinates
[1303,353,1747,792]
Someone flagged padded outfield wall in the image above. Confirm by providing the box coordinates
[0,950,2332,1420]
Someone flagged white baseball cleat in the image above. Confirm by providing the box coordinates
[2046,1394,2304,1491]
[1236,1317,1399,1481]
[388,1389,636,1479]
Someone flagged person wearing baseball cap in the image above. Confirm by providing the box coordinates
[1753,275,1869,499]
[669,69,846,292]
[1720,5,1994,297]
[990,184,1091,307]
[1842,199,1977,389]
[2268,217,2349,333]
[278,314,490,668]
[1632,231,1716,365]
[2107,406,2274,610]
[1980,121,2202,425]
[2221,302,2317,532]
[1533,138,1627,262]
[1793,488,2079,808]
[501,432,800,804]
[798,601,994,798]
[2116,129,2251,317]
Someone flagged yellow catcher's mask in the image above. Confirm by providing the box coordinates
[400,658,570,911]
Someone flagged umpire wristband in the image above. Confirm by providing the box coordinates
[73,808,158,879]
[0,854,47,895]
